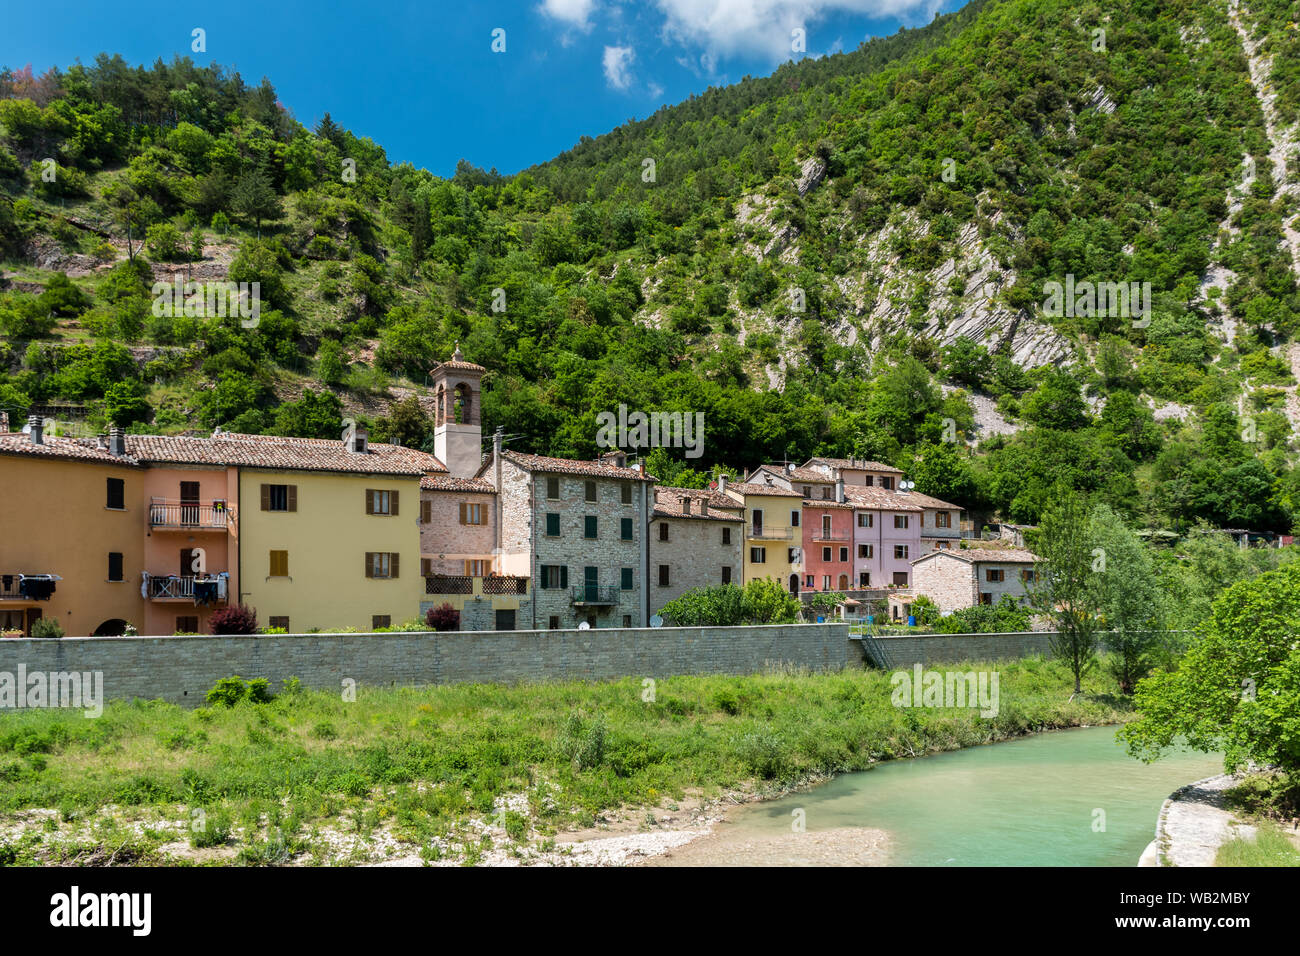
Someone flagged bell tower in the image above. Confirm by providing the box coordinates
[431,344,486,477]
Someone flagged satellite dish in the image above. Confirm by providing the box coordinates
[650,614,664,628]
[578,621,591,630]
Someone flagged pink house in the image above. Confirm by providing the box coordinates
[846,486,922,588]
[801,500,854,591]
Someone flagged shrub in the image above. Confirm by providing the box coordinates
[556,713,607,770]
[30,618,64,639]
[425,603,460,631]
[204,676,274,708]
[209,604,258,635]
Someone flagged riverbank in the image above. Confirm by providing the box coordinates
[1143,772,1300,867]
[0,659,1129,866]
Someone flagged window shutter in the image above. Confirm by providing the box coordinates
[391,553,399,578]
[391,490,399,516]
[365,552,374,578]
[540,566,550,589]
[459,503,467,524]
[366,490,374,514]
[287,485,297,512]
[260,484,270,510]
[420,558,431,576]
[421,500,431,523]
[560,566,568,589]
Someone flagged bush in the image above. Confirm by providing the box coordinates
[425,603,460,631]
[30,618,64,639]
[204,676,274,708]
[209,604,258,635]
[556,713,607,770]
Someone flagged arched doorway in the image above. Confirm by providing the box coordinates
[93,618,129,636]
[838,574,849,590]
[788,574,799,594]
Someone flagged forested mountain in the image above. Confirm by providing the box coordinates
[1,0,1299,532]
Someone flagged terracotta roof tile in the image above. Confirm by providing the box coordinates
[843,486,923,511]
[805,456,903,474]
[494,449,653,481]
[124,432,447,476]
[653,486,745,521]
[421,475,495,493]
[913,548,1038,564]
[725,481,805,498]
[0,434,141,466]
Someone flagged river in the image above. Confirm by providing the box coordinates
[652,726,1222,866]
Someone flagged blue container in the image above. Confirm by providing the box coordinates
[907,615,917,626]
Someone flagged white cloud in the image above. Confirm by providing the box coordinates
[539,0,599,32]
[603,45,637,90]
[653,0,940,63]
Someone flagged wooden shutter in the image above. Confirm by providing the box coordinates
[420,558,431,576]
[366,490,374,514]
[559,566,568,589]
[364,552,374,578]
[287,485,297,512]
[390,553,399,578]
[260,484,271,510]
[421,500,431,523]
[539,565,550,589]
[391,491,399,516]
[459,502,467,524]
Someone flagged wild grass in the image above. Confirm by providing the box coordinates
[1214,822,1300,867]
[0,657,1129,863]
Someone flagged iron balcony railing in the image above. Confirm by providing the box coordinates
[147,574,227,601]
[0,573,60,600]
[571,585,619,605]
[811,531,851,542]
[149,498,231,529]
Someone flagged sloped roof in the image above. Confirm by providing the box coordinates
[748,464,833,484]
[897,490,962,511]
[491,449,653,481]
[843,486,923,511]
[421,474,495,493]
[0,434,142,466]
[805,456,903,474]
[725,481,805,498]
[125,432,447,476]
[653,486,744,521]
[912,548,1038,565]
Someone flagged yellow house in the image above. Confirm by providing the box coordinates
[722,475,805,593]
[129,429,445,632]
[0,423,145,636]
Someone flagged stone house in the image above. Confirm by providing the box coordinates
[648,486,744,616]
[901,489,967,554]
[909,548,1039,615]
[480,439,653,630]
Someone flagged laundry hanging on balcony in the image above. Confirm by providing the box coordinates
[193,572,229,606]
[140,571,150,599]
[17,574,59,600]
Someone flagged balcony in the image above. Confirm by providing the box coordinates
[146,574,227,603]
[748,526,794,540]
[425,575,529,596]
[0,573,60,601]
[571,585,619,606]
[811,531,850,542]
[149,498,231,530]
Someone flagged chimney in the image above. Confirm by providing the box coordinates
[682,496,692,516]
[109,426,126,457]
[26,415,42,445]
[0,411,8,432]
[718,474,727,495]
[343,424,369,454]
[836,477,845,504]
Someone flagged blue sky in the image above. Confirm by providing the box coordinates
[3,0,963,177]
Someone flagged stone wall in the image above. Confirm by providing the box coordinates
[0,623,852,706]
[420,489,496,574]
[860,630,1056,667]
[648,514,743,616]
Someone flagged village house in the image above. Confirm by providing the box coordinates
[803,456,904,490]
[482,438,653,630]
[800,484,855,592]
[844,485,923,589]
[910,547,1040,615]
[649,485,745,616]
[903,489,968,554]
[722,472,805,593]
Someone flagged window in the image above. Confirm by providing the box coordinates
[857,513,873,528]
[621,567,634,590]
[365,552,400,579]
[822,575,831,590]
[464,559,486,576]
[658,565,670,587]
[495,609,516,630]
[261,484,297,512]
[459,502,484,525]
[540,565,568,589]
[1021,569,1036,583]
[790,511,800,527]
[269,550,289,577]
[802,485,811,497]
[545,513,560,536]
[839,547,848,563]
[936,540,950,550]
[722,566,732,584]
[420,499,432,523]
[858,544,873,559]
[175,616,199,634]
[659,522,669,541]
[366,489,398,515]
[372,615,391,630]
[622,615,632,627]
[420,558,433,576]
[621,517,634,540]
[548,616,560,629]
[864,476,874,487]
[821,487,832,499]
[894,545,909,560]
[986,568,1005,583]
[894,515,909,529]
[822,547,831,562]
[268,616,290,631]
[750,547,766,564]
[621,483,632,504]
[722,527,731,545]
[106,478,125,510]
[935,511,952,528]
[979,593,993,606]
[880,476,894,490]
[108,552,123,582]
[893,571,909,586]
[546,476,560,499]
[584,515,598,539]
[805,574,814,588]
[858,572,870,587]
[584,480,597,502]
[821,515,832,536]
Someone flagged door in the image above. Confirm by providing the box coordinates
[25,607,41,634]
[583,566,598,603]
[495,609,516,631]
[180,481,200,525]
[751,509,763,537]
[181,548,196,578]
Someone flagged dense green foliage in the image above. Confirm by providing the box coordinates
[1,0,1298,533]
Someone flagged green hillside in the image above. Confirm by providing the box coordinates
[1,0,1299,531]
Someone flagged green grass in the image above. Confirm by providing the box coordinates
[1215,823,1300,867]
[0,657,1130,864]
